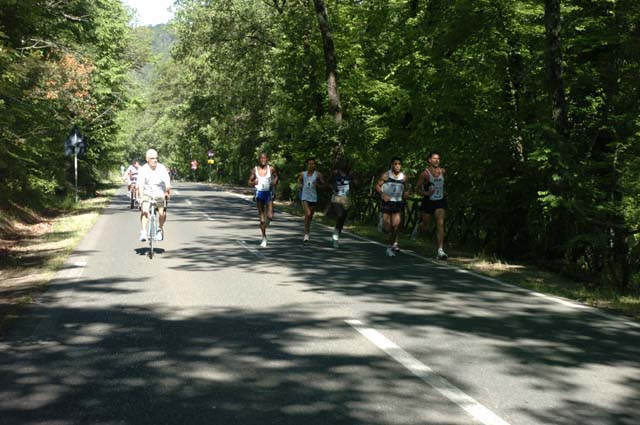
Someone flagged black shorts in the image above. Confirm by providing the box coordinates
[302,200,317,207]
[381,200,405,214]
[421,197,447,214]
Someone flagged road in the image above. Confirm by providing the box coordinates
[1,182,639,425]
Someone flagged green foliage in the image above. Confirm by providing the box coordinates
[0,0,136,209]
[115,0,640,289]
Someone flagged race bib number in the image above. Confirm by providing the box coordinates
[337,183,349,196]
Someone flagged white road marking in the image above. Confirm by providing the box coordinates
[530,291,588,309]
[216,186,640,329]
[59,258,87,280]
[343,229,640,326]
[346,319,512,425]
[202,213,215,221]
[237,240,264,259]
[186,199,192,206]
[174,189,181,195]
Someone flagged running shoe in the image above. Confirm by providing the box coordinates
[139,230,147,242]
[392,243,400,252]
[156,230,163,241]
[386,246,395,257]
[332,230,339,241]
[260,237,267,248]
[437,248,448,260]
[303,234,309,243]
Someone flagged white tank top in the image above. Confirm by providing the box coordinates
[301,171,318,202]
[382,170,405,202]
[427,169,444,201]
[255,166,271,192]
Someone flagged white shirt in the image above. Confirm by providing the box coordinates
[382,171,405,202]
[427,169,444,201]
[254,166,272,192]
[137,163,170,198]
[301,171,318,202]
[123,165,138,181]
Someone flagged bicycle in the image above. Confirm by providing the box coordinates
[129,178,139,209]
[147,198,166,259]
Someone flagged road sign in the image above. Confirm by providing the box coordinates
[64,127,86,156]
[64,127,86,203]
[207,159,215,165]
[207,150,214,158]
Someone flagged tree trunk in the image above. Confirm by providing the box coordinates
[544,0,568,139]
[544,0,570,256]
[312,0,343,126]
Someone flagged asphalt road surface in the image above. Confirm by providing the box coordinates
[1,182,639,425]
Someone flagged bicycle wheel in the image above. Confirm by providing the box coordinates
[148,212,155,259]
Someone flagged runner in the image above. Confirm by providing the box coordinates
[412,151,448,259]
[329,158,356,248]
[298,158,326,242]
[248,153,278,247]
[137,149,171,242]
[375,157,409,256]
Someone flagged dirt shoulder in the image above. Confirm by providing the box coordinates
[0,193,114,337]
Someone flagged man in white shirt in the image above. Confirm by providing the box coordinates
[137,149,171,241]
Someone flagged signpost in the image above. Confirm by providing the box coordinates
[64,127,86,202]
[207,150,214,182]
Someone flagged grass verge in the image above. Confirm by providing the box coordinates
[0,185,117,336]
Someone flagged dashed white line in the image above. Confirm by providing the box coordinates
[203,213,215,221]
[346,319,511,425]
[59,258,87,280]
[174,189,181,195]
[237,240,264,259]
[186,199,192,206]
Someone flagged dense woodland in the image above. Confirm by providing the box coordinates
[1,1,639,289]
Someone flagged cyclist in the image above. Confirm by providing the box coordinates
[123,160,140,193]
[375,157,409,257]
[137,149,171,242]
[248,152,278,247]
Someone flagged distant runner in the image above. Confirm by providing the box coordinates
[412,151,448,260]
[376,157,409,257]
[298,158,326,243]
[248,153,278,247]
[329,158,356,248]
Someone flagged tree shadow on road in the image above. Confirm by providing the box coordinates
[0,298,466,425]
[162,187,640,424]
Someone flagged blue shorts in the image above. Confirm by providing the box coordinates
[255,190,272,204]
